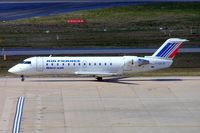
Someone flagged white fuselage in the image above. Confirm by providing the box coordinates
[8,56,173,77]
[8,38,188,80]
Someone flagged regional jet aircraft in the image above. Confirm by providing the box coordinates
[8,38,188,81]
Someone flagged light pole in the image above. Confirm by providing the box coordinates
[2,48,6,61]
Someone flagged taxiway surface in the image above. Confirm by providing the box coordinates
[0,76,200,133]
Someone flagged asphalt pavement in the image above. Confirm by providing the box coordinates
[0,77,200,133]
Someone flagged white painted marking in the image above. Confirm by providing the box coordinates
[12,97,25,133]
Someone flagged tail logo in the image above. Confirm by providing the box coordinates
[155,42,182,59]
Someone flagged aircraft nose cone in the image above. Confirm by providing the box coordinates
[8,65,25,75]
[8,67,16,74]
[8,66,21,74]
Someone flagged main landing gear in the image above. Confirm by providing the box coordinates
[21,75,25,82]
[96,77,103,81]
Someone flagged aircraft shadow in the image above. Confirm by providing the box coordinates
[96,77,139,85]
[120,78,183,82]
[27,77,199,84]
[29,77,138,85]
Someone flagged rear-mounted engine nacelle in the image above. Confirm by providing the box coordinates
[135,58,150,66]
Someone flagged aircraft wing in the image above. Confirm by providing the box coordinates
[75,71,118,76]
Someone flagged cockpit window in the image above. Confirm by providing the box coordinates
[24,61,31,64]
[20,61,31,64]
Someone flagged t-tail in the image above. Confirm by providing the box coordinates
[152,38,188,60]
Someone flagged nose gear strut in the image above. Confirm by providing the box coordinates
[21,75,25,82]
[96,77,103,81]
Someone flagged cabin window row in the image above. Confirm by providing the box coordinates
[46,62,113,66]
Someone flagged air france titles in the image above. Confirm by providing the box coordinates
[46,59,80,69]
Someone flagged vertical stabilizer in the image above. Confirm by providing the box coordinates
[152,38,188,59]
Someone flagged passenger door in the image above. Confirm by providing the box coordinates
[36,57,44,72]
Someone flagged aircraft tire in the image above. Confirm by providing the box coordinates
[21,75,25,82]
[96,77,103,81]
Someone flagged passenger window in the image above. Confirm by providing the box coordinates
[78,63,81,66]
[62,63,64,66]
[46,63,48,66]
[73,63,76,66]
[99,63,101,66]
[51,63,53,66]
[57,63,59,66]
[104,63,106,66]
[89,63,91,66]
[84,63,86,66]
[110,63,112,66]
[68,63,70,66]
[94,63,96,66]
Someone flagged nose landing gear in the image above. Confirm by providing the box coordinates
[21,75,25,82]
